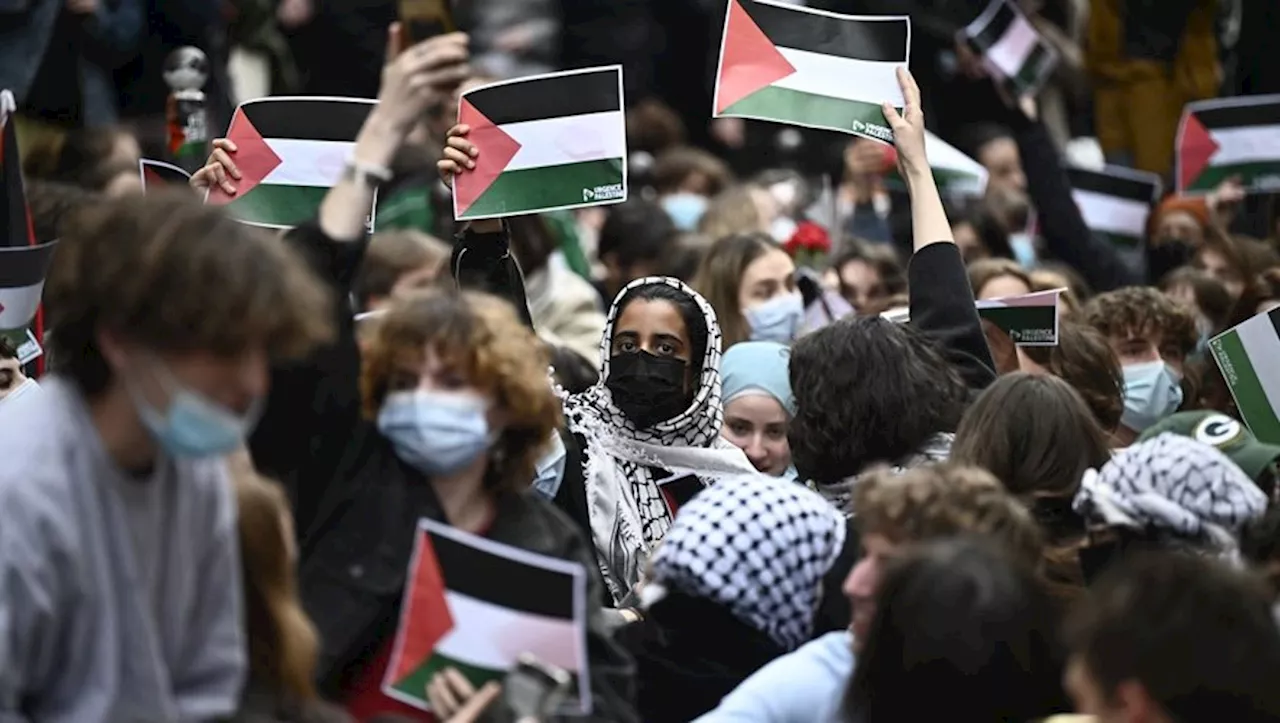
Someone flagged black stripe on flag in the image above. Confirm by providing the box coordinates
[2,105,33,249]
[969,0,1019,51]
[1270,305,1280,340]
[429,528,576,619]
[1067,168,1159,204]
[240,99,374,142]
[0,241,57,289]
[464,68,622,128]
[738,0,908,62]
[1193,97,1280,131]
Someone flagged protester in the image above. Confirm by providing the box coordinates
[1018,321,1125,439]
[719,341,795,478]
[693,233,802,348]
[0,192,332,721]
[652,146,733,231]
[698,184,777,243]
[0,337,36,405]
[967,257,1034,300]
[1139,411,1280,499]
[824,243,905,315]
[594,198,679,307]
[352,229,450,313]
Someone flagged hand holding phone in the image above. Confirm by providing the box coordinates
[399,0,455,46]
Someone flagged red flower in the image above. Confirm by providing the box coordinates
[787,220,831,254]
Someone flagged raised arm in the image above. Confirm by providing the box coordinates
[883,68,997,392]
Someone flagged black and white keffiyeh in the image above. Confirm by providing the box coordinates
[559,276,760,604]
[1073,433,1267,557]
[648,474,847,650]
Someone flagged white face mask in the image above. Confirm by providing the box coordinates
[1,377,39,406]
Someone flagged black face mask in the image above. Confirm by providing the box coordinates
[606,351,691,429]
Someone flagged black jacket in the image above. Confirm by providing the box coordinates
[249,223,638,721]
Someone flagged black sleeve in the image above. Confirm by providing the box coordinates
[451,224,535,329]
[907,242,998,393]
[249,221,367,534]
[812,518,860,636]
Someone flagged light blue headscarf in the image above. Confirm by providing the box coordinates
[720,341,799,481]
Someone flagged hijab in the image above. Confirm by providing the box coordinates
[560,276,760,604]
[720,341,796,417]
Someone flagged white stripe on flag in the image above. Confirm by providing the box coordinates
[1236,315,1280,413]
[1072,189,1150,237]
[0,282,44,331]
[771,48,904,107]
[261,139,355,187]
[1204,125,1280,166]
[924,131,988,187]
[436,591,581,673]
[986,13,1038,78]
[502,111,625,173]
[976,288,1062,308]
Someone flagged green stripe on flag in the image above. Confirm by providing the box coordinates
[390,653,508,702]
[461,158,625,219]
[725,85,895,140]
[977,305,1057,345]
[1210,332,1280,444]
[224,184,330,228]
[1184,161,1280,193]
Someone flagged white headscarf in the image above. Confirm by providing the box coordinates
[560,276,760,604]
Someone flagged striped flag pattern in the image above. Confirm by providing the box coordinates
[140,159,192,193]
[454,67,627,220]
[961,0,1057,97]
[713,0,909,142]
[886,130,989,196]
[1068,165,1161,250]
[382,519,590,714]
[207,96,376,229]
[1,89,49,371]
[1176,94,1280,194]
[975,288,1062,345]
[1209,307,1280,444]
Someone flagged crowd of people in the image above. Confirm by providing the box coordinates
[6,1,1280,722]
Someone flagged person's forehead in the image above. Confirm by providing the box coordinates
[616,298,687,335]
[724,393,788,422]
[744,249,793,281]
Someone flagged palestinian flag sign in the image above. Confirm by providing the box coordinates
[658,473,707,517]
[960,0,1057,98]
[885,130,989,196]
[454,66,627,221]
[382,519,591,715]
[1176,94,1280,194]
[1209,307,1280,444]
[1068,165,1161,250]
[976,288,1062,346]
[140,159,192,193]
[713,0,909,143]
[1,89,49,369]
[207,96,377,229]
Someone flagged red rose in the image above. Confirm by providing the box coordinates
[789,220,831,253]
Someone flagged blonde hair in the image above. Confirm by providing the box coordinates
[698,184,765,241]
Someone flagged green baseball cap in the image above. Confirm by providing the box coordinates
[1140,411,1280,483]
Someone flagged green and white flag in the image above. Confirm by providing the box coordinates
[1176,94,1280,194]
[884,288,1061,345]
[886,130,989,196]
[1209,307,1280,444]
[207,96,377,229]
[961,0,1057,98]
[454,66,627,221]
[713,0,909,143]
[1068,165,1161,250]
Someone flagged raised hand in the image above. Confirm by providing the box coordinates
[373,24,470,139]
[880,67,927,180]
[436,124,477,187]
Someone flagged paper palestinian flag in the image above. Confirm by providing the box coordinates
[976,288,1062,346]
[1068,165,1161,250]
[961,0,1057,98]
[1,88,50,368]
[1176,94,1280,195]
[382,519,591,714]
[885,130,989,196]
[1209,307,1280,444]
[659,473,707,517]
[454,66,627,221]
[140,159,192,193]
[207,96,377,229]
[714,0,909,143]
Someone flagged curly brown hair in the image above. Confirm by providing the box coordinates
[1020,321,1125,433]
[44,192,334,396]
[853,463,1044,569]
[1081,285,1198,359]
[360,289,563,494]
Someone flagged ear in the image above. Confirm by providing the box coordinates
[95,327,130,373]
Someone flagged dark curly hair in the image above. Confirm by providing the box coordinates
[788,316,969,483]
[1081,286,1198,360]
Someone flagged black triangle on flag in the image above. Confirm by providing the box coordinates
[1,89,46,376]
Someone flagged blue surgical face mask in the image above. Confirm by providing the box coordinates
[745,292,805,344]
[127,363,261,458]
[1121,360,1184,433]
[377,390,493,477]
[1008,232,1037,268]
[661,193,708,231]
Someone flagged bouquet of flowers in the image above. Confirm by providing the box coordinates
[783,220,832,270]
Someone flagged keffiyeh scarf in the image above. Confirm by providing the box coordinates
[1073,433,1267,557]
[560,277,761,604]
[648,474,847,649]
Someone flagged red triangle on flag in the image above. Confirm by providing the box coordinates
[388,530,456,684]
[143,167,165,190]
[454,98,523,217]
[1178,111,1221,192]
[207,109,281,205]
[715,0,797,113]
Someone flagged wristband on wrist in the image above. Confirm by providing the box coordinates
[342,158,393,188]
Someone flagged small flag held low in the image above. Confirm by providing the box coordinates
[1209,307,1280,444]
[714,0,909,144]
[1068,165,1161,251]
[454,66,627,221]
[207,96,377,229]
[0,241,58,363]
[140,159,192,193]
[960,0,1057,98]
[885,130,989,196]
[976,288,1062,346]
[1176,94,1280,195]
[659,474,707,518]
[382,519,591,714]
